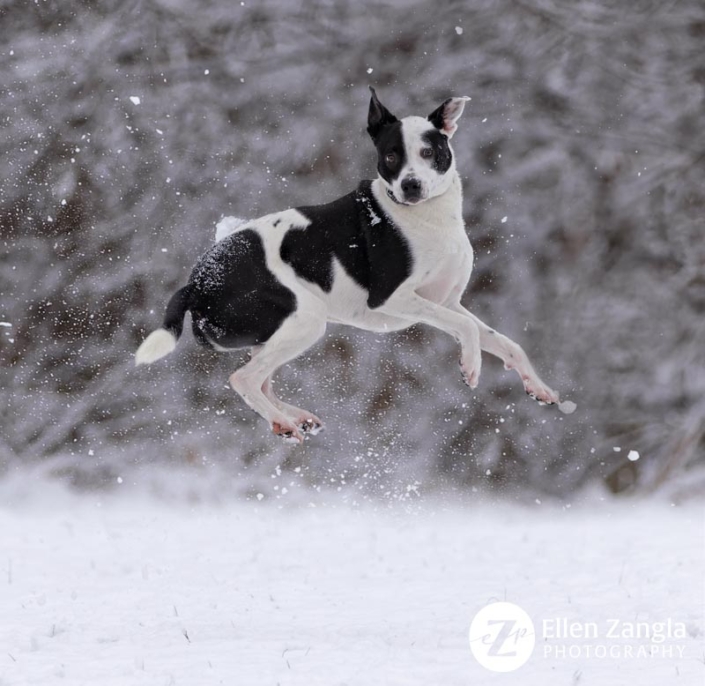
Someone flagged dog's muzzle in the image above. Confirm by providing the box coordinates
[400,176,424,204]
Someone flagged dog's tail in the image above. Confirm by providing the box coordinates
[135,285,192,366]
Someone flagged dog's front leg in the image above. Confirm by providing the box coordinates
[448,302,559,405]
[376,291,482,388]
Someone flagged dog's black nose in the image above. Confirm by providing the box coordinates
[401,176,422,200]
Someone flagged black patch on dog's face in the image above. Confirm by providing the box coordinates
[367,88,407,188]
[373,120,407,186]
[421,129,452,174]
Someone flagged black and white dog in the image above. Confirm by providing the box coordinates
[136,89,570,443]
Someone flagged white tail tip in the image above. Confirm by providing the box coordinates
[215,216,248,242]
[135,329,177,366]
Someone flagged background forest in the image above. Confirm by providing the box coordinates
[1,0,703,500]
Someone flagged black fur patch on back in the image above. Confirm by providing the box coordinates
[281,181,412,309]
[187,229,296,349]
[422,129,453,174]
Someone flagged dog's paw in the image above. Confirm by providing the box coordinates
[522,376,559,406]
[298,416,324,436]
[272,421,304,444]
[459,357,481,389]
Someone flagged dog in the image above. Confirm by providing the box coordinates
[136,88,569,444]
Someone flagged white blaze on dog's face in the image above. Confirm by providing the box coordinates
[367,89,470,205]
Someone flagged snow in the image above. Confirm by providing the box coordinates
[558,399,577,415]
[1,487,702,686]
[357,194,382,226]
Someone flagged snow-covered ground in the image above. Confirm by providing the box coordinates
[0,484,702,686]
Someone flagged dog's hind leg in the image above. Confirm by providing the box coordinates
[229,312,327,443]
[263,376,324,436]
[449,302,559,405]
[251,347,325,436]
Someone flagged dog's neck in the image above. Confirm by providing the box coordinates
[371,171,464,231]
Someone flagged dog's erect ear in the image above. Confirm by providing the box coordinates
[427,96,471,138]
[367,87,399,140]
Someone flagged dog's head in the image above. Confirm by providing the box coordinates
[367,88,470,206]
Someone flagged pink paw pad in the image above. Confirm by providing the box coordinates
[272,422,303,444]
[298,418,324,436]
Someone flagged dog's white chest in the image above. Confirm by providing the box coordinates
[415,229,474,303]
[371,175,473,305]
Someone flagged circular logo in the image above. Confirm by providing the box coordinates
[468,601,536,672]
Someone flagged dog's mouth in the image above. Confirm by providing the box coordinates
[403,195,424,205]
[386,188,425,206]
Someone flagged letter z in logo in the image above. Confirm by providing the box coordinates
[468,602,536,672]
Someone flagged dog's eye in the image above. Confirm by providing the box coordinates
[384,152,397,166]
[420,148,434,159]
